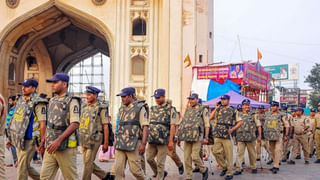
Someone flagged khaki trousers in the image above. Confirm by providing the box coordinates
[315,130,320,159]
[308,133,314,155]
[256,139,272,160]
[290,134,309,161]
[0,135,5,180]
[167,142,183,168]
[236,141,256,171]
[40,148,78,180]
[212,138,233,176]
[282,139,293,160]
[146,144,168,180]
[269,137,282,168]
[184,141,206,179]
[114,141,148,180]
[17,139,40,180]
[81,138,106,180]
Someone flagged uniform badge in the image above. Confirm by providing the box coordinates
[172,112,176,119]
[73,105,79,113]
[41,107,46,114]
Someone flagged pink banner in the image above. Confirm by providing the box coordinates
[243,62,270,90]
[197,66,230,80]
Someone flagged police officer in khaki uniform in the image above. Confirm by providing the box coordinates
[308,108,317,158]
[288,107,310,164]
[281,107,295,162]
[114,87,149,180]
[146,89,175,179]
[315,103,320,163]
[79,86,109,180]
[210,95,242,180]
[0,93,7,179]
[234,99,262,175]
[40,73,80,180]
[256,105,272,162]
[263,101,289,174]
[166,99,184,175]
[178,93,209,180]
[7,79,48,180]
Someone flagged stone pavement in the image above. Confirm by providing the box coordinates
[4,144,320,180]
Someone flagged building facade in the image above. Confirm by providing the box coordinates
[0,0,212,116]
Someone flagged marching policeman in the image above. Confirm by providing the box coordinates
[263,101,289,174]
[255,105,272,162]
[114,87,149,180]
[210,95,242,180]
[308,108,317,158]
[146,89,176,179]
[315,103,320,163]
[7,78,48,180]
[234,99,261,175]
[40,73,80,179]
[79,86,109,180]
[288,107,310,164]
[178,93,209,180]
[281,107,294,162]
[0,93,7,179]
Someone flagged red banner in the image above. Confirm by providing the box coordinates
[243,62,270,91]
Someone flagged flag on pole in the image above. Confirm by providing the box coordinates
[184,54,191,68]
[257,48,262,60]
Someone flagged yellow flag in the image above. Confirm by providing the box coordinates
[257,49,262,60]
[184,54,191,68]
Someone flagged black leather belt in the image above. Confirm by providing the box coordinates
[316,128,320,130]
[47,122,67,131]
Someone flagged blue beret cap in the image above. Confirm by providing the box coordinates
[18,78,38,87]
[152,89,165,98]
[242,99,250,105]
[46,73,69,83]
[221,95,230,100]
[86,86,101,94]
[187,93,199,99]
[270,101,279,106]
[117,87,135,97]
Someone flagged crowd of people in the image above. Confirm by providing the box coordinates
[0,72,319,180]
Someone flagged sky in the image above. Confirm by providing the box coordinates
[213,0,320,89]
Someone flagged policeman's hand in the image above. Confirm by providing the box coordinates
[168,141,174,151]
[283,136,288,142]
[138,143,146,155]
[47,138,62,154]
[257,136,261,142]
[202,139,208,145]
[177,141,181,147]
[173,137,178,143]
[102,144,109,153]
[228,129,233,135]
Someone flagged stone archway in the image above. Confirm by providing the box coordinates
[0,2,113,100]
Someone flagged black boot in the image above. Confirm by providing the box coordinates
[315,159,320,163]
[178,165,184,175]
[288,160,295,165]
[233,171,242,175]
[295,155,301,159]
[220,169,227,176]
[202,167,209,180]
[267,160,273,165]
[193,168,200,173]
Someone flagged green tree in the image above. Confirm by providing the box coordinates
[305,63,320,108]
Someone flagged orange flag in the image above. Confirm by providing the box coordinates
[184,54,191,68]
[257,49,262,60]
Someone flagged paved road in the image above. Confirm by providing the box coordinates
[4,144,320,180]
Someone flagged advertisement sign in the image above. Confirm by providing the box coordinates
[229,64,244,79]
[264,64,289,81]
[289,64,299,80]
[197,66,230,80]
[243,62,270,90]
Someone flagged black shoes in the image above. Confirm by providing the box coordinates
[288,160,295,165]
[220,169,227,176]
[305,161,309,164]
[295,155,301,159]
[267,160,273,165]
[233,171,242,175]
[269,167,279,174]
[178,165,184,175]
[103,172,114,180]
[202,167,209,180]
[315,159,320,163]
[256,158,260,161]
[281,159,287,162]
[251,169,258,174]
[193,168,200,173]
[225,175,233,180]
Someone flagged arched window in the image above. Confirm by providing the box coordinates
[8,63,15,81]
[132,18,146,36]
[131,55,145,75]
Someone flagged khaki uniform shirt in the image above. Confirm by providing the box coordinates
[292,115,310,135]
[315,113,320,129]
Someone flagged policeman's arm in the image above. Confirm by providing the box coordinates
[35,103,47,148]
[100,109,109,147]
[282,116,289,137]
[209,107,219,120]
[230,121,242,133]
[141,125,148,146]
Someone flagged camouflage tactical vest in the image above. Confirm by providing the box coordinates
[115,101,146,151]
[45,94,80,151]
[178,105,204,142]
[263,112,283,141]
[236,112,257,142]
[79,101,108,148]
[8,93,48,150]
[256,113,266,139]
[212,106,236,139]
[148,103,171,145]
